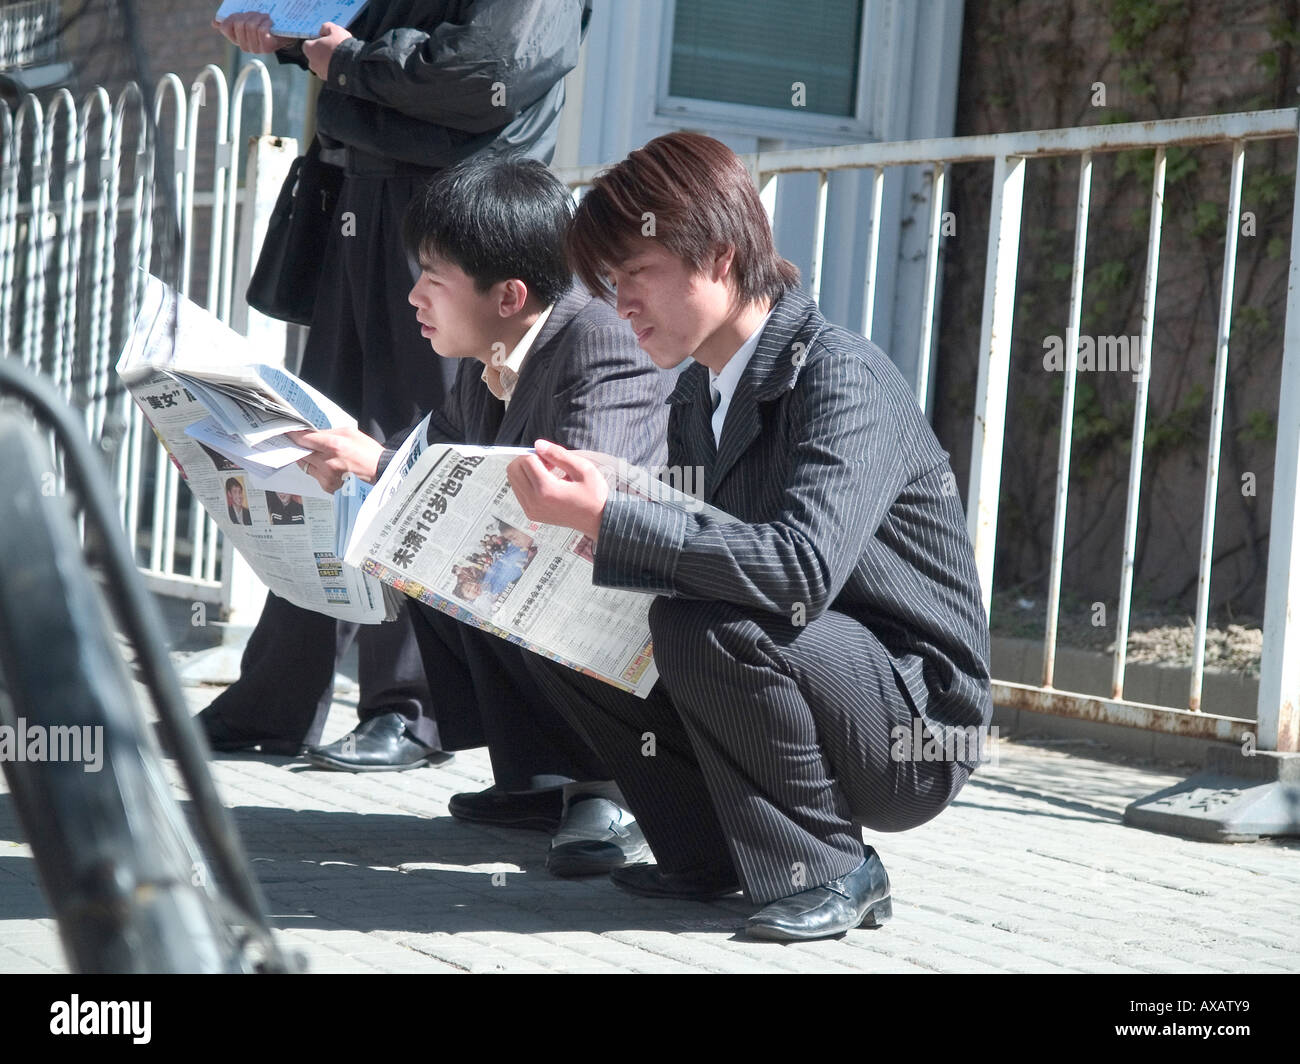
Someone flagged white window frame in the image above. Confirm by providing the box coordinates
[653,0,877,144]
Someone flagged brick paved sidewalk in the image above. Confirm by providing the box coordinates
[1,671,1297,974]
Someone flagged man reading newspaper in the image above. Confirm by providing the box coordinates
[506,133,993,939]
[271,156,674,876]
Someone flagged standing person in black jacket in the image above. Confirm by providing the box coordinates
[200,2,590,760]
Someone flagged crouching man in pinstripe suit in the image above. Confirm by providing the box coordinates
[506,132,993,942]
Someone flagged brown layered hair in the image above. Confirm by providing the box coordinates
[566,132,799,305]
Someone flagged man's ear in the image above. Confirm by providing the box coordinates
[497,278,530,317]
[710,245,737,284]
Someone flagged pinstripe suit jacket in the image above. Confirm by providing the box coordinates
[593,288,992,743]
[381,283,670,463]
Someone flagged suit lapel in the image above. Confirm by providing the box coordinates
[495,286,588,445]
[495,369,542,445]
[708,291,823,495]
[451,358,505,443]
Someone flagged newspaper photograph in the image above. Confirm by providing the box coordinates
[115,275,390,624]
[344,442,663,698]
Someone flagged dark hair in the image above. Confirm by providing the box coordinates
[567,131,799,304]
[403,154,574,307]
[225,477,241,494]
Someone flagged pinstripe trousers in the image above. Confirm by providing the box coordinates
[526,596,972,906]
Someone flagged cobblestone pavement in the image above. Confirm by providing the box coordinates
[1,674,1297,974]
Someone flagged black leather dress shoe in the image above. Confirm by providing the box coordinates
[744,847,892,942]
[546,796,652,878]
[304,713,446,772]
[609,863,741,901]
[193,708,306,757]
[448,785,564,832]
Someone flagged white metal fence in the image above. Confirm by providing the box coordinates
[2,64,1296,755]
[558,109,1300,755]
[0,61,293,619]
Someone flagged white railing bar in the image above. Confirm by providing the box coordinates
[188,66,232,579]
[149,74,186,575]
[193,66,229,321]
[80,88,113,441]
[204,507,220,584]
[1111,147,1167,699]
[757,170,778,227]
[553,111,1299,189]
[1189,140,1245,713]
[915,161,945,411]
[111,81,150,537]
[15,93,46,371]
[860,166,884,338]
[1255,113,1300,754]
[46,89,77,401]
[808,170,829,305]
[0,104,15,353]
[1043,151,1093,689]
[967,153,1026,616]
[224,60,273,324]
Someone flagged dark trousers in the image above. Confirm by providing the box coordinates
[407,602,611,790]
[523,597,973,906]
[206,172,454,746]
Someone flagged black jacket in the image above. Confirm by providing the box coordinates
[593,289,994,759]
[378,285,671,474]
[280,0,590,170]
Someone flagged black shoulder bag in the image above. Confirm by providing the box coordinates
[245,138,345,326]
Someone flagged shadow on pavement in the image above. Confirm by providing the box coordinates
[221,803,756,936]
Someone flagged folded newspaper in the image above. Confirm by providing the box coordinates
[214,1,369,38]
[116,275,392,623]
[338,426,707,699]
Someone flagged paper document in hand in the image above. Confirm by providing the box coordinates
[214,1,369,38]
[345,442,661,697]
[115,274,390,624]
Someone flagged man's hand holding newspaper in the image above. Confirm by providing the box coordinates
[505,439,611,542]
[288,427,387,492]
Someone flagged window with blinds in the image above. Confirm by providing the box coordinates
[666,0,864,118]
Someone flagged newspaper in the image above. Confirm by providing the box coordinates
[214,1,369,37]
[342,437,730,699]
[115,275,391,624]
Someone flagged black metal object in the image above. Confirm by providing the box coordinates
[0,356,296,972]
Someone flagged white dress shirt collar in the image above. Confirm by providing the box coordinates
[481,304,554,405]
